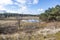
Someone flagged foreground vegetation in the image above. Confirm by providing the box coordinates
[0,21,60,40]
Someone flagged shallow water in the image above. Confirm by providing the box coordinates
[21,19,39,22]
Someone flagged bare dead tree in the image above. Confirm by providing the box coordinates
[16,16,21,27]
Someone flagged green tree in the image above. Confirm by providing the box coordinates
[39,5,60,22]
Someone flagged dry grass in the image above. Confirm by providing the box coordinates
[0,19,60,40]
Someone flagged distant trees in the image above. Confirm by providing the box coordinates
[39,5,60,22]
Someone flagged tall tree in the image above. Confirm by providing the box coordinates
[39,5,60,22]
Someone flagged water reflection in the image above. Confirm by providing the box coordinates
[21,19,39,22]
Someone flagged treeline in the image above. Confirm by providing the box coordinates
[39,5,60,22]
[0,13,38,18]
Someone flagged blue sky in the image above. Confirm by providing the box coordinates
[0,0,60,14]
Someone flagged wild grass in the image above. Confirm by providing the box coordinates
[0,20,60,40]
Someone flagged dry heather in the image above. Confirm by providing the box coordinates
[0,20,60,40]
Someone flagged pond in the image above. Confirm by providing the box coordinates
[21,19,40,22]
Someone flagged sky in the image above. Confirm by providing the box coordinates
[0,0,60,14]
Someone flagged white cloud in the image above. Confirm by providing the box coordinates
[0,0,40,14]
[38,8,43,12]
[16,0,27,4]
[21,6,27,10]
[0,5,6,10]
[14,0,39,14]
[0,0,13,5]
[33,0,39,4]
[0,0,13,11]
[36,8,44,14]
[15,0,39,4]
[6,10,20,13]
